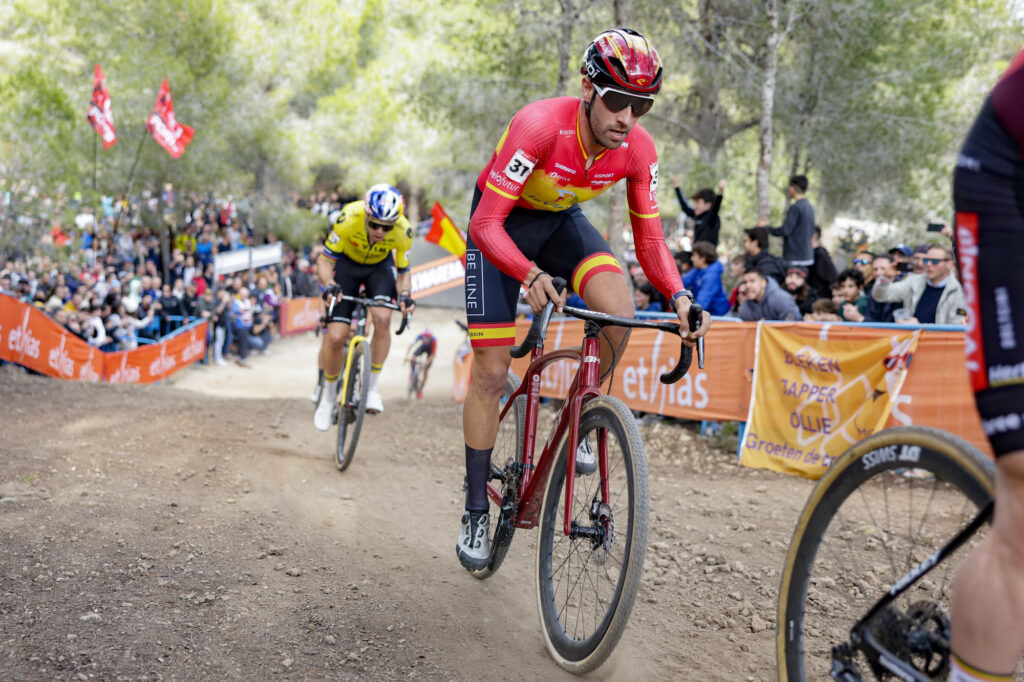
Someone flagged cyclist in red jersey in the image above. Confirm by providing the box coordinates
[949,46,1024,682]
[456,28,712,570]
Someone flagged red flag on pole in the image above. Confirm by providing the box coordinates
[146,79,194,159]
[86,64,117,149]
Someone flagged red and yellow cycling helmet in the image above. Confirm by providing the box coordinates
[580,28,663,96]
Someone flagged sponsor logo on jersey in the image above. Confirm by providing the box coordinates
[989,361,1024,387]
[559,129,574,136]
[488,169,521,192]
[554,162,576,174]
[983,412,1024,435]
[593,173,616,178]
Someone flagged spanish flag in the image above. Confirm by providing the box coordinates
[426,202,467,258]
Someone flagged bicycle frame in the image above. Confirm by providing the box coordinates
[487,323,605,536]
[339,327,368,406]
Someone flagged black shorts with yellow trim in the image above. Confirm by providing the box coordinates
[324,252,399,324]
[953,145,1024,456]
[464,186,622,348]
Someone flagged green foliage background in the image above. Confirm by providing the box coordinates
[1,0,1021,251]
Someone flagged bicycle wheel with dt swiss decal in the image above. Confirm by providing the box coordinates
[777,426,995,681]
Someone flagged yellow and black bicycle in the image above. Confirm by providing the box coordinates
[326,293,409,472]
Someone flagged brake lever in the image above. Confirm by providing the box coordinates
[688,304,705,371]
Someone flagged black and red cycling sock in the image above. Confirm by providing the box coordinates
[465,445,492,513]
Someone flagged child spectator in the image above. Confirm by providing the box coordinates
[633,282,665,313]
[835,268,869,322]
[682,240,730,316]
[672,177,727,246]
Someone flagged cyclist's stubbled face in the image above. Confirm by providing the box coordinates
[582,79,642,150]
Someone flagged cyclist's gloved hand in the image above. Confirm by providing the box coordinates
[321,283,341,302]
[398,291,415,314]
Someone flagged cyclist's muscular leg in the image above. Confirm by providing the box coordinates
[951,450,1024,679]
[463,345,514,450]
[323,321,351,377]
[368,307,392,368]
[580,270,634,377]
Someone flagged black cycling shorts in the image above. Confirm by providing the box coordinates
[464,186,622,347]
[327,254,397,324]
[953,124,1024,456]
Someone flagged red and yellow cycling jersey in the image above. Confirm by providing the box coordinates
[321,200,414,272]
[470,96,681,299]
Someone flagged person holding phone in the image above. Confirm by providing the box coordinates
[870,244,966,325]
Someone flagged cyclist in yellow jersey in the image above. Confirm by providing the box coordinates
[313,184,415,430]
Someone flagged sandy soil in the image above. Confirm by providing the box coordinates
[0,307,819,681]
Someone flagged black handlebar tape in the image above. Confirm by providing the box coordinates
[660,303,703,384]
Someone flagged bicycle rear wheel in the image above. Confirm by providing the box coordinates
[536,395,648,674]
[335,341,371,472]
[470,371,525,580]
[777,426,995,681]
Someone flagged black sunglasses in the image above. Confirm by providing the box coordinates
[367,220,394,232]
[593,83,654,117]
[922,257,950,265]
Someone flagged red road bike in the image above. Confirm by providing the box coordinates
[472,277,703,674]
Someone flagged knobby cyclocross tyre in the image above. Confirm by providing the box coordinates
[471,371,525,580]
[777,426,995,681]
[335,342,371,472]
[536,396,648,674]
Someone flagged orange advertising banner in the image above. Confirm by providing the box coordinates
[1,294,206,384]
[104,323,208,384]
[739,323,919,478]
[0,294,104,380]
[279,297,323,336]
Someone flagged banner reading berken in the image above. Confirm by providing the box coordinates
[739,323,919,478]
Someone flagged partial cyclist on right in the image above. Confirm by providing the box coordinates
[949,46,1024,682]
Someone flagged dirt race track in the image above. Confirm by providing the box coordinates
[0,308,818,681]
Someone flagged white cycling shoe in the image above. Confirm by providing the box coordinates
[575,434,597,476]
[456,511,490,571]
[314,382,337,432]
[366,390,384,414]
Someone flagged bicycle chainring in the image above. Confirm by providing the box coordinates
[863,601,950,680]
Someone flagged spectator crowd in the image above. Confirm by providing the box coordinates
[1,185,330,368]
[624,174,966,329]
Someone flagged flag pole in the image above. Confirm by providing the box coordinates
[114,125,148,232]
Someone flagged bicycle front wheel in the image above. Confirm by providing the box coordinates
[536,395,648,675]
[336,341,371,472]
[777,426,995,681]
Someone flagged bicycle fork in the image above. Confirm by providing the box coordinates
[337,334,367,406]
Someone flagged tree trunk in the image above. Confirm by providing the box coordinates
[555,0,576,96]
[756,0,781,222]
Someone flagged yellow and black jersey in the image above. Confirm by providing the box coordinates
[321,200,414,271]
